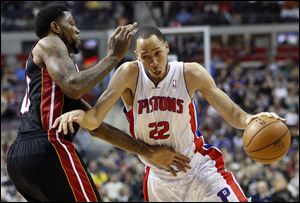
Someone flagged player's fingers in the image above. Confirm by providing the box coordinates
[281,118,287,122]
[168,166,177,176]
[125,22,138,32]
[123,29,131,40]
[73,116,79,123]
[57,118,64,133]
[68,117,75,134]
[52,117,61,129]
[271,112,286,122]
[126,32,132,41]
[115,26,127,38]
[172,161,187,173]
[174,153,190,163]
[163,165,175,175]
[111,26,122,37]
[175,157,191,170]
[58,121,63,133]
[62,118,69,135]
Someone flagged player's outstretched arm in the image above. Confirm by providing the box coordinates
[90,122,191,176]
[184,63,285,129]
[38,23,137,99]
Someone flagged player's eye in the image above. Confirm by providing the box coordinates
[142,55,149,60]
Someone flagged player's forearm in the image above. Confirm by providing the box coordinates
[219,100,250,129]
[207,88,250,129]
[68,55,120,98]
[89,122,153,157]
[231,106,251,129]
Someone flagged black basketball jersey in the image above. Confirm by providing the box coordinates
[19,48,82,135]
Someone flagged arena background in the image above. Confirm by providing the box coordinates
[1,1,299,202]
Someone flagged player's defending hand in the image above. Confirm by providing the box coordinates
[107,22,138,61]
[245,112,286,125]
[52,110,100,134]
[145,145,191,176]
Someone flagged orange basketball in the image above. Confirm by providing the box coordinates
[243,116,291,164]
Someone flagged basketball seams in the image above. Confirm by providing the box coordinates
[246,130,289,153]
[248,147,289,161]
[244,120,279,147]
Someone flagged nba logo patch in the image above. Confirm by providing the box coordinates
[172,79,176,88]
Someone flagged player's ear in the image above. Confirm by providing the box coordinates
[165,41,169,54]
[50,21,61,35]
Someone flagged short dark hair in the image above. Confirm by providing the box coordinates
[132,26,166,48]
[34,4,69,39]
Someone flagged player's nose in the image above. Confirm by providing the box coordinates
[150,60,159,69]
[75,27,80,34]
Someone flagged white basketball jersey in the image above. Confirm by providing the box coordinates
[124,61,248,201]
[124,60,203,176]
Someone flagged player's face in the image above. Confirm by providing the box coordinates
[58,11,81,54]
[135,35,169,83]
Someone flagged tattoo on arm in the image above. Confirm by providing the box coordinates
[43,37,120,99]
[68,56,120,98]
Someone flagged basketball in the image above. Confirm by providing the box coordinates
[243,116,291,164]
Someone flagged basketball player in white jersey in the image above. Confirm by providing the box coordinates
[53,26,285,202]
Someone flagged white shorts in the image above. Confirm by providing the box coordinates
[143,150,249,202]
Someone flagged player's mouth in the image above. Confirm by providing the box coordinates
[153,70,161,76]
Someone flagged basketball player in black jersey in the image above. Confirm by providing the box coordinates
[6,4,190,202]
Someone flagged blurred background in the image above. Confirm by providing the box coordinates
[1,1,299,202]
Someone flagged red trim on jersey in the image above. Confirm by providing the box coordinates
[48,130,99,202]
[188,102,203,151]
[143,166,150,202]
[41,68,64,130]
[189,102,247,201]
[196,141,248,202]
[124,109,136,139]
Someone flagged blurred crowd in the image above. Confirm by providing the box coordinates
[1,1,299,202]
[1,1,299,31]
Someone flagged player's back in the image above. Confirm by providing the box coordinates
[124,60,203,177]
[19,43,82,138]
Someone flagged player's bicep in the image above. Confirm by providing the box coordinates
[186,63,228,110]
[93,64,130,121]
[185,62,217,97]
[39,39,78,96]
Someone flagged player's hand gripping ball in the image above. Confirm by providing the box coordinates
[243,116,291,164]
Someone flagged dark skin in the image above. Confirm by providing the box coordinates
[33,11,134,99]
[34,11,190,175]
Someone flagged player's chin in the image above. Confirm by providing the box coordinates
[72,47,80,54]
[72,43,81,54]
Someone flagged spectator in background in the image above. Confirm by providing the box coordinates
[271,172,294,202]
[252,180,272,202]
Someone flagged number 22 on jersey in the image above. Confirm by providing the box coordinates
[148,121,170,140]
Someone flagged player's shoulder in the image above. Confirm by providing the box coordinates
[117,61,139,75]
[36,35,67,53]
[184,62,206,76]
[113,61,139,88]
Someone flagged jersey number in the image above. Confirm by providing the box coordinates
[20,75,31,114]
[148,121,170,140]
